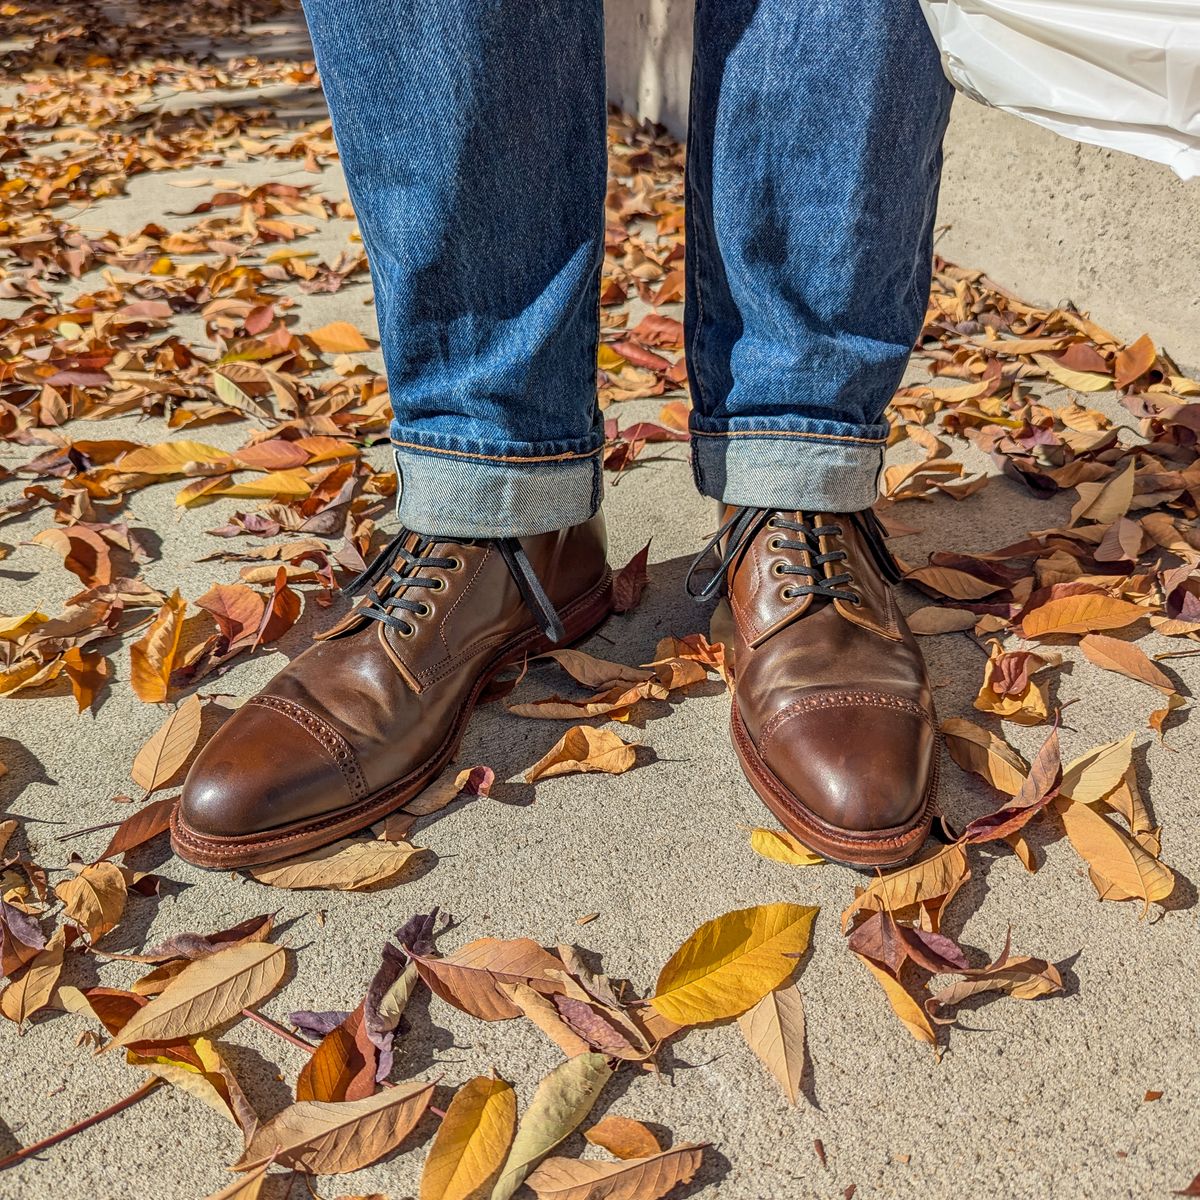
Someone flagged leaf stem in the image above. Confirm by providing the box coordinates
[0,1078,160,1171]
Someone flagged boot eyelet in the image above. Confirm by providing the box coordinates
[430,577,446,591]
[768,537,783,551]
[416,602,432,617]
[396,623,415,639]
[780,587,795,601]
[771,562,786,576]
[446,557,462,571]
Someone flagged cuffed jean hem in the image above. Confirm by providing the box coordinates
[392,438,603,539]
[689,420,887,514]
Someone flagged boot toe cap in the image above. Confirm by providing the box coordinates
[757,695,935,834]
[180,703,353,838]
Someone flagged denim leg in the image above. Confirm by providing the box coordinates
[686,0,955,513]
[300,0,607,538]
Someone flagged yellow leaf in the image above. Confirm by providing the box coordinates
[1021,593,1145,639]
[129,589,187,704]
[1055,796,1174,913]
[307,320,371,353]
[117,440,231,476]
[419,1073,517,1200]
[176,468,312,507]
[0,611,47,640]
[748,828,823,867]
[649,902,817,1025]
[856,955,937,1048]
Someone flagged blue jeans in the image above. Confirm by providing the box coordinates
[301,0,953,538]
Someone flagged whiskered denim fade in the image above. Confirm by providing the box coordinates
[300,0,954,538]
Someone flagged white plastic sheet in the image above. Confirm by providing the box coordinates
[919,0,1200,180]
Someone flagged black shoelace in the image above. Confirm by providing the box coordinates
[344,528,566,644]
[685,507,901,605]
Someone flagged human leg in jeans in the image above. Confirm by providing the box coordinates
[173,0,614,868]
[682,0,954,866]
[174,0,953,870]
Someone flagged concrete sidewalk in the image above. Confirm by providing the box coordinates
[1,8,1197,1200]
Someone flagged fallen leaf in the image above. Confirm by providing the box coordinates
[524,727,637,783]
[1,927,67,1026]
[131,693,203,792]
[130,589,187,703]
[419,1073,517,1200]
[406,937,567,1022]
[612,541,650,613]
[490,1053,613,1200]
[307,321,371,353]
[99,795,177,860]
[296,1005,375,1103]
[525,1142,707,1199]
[924,933,1063,1016]
[62,646,110,712]
[234,1079,435,1173]
[737,981,807,1106]
[650,902,818,1025]
[250,839,424,891]
[1080,634,1174,693]
[105,941,287,1049]
[748,828,823,867]
[1021,592,1145,639]
[585,1116,661,1160]
[55,861,127,941]
[855,956,936,1048]
[1055,796,1174,912]
[940,718,1028,796]
[841,844,970,933]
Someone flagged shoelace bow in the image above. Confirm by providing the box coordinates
[344,528,565,644]
[685,507,901,605]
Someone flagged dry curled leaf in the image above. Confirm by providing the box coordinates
[585,1116,661,1160]
[129,589,187,703]
[524,726,638,783]
[55,861,127,942]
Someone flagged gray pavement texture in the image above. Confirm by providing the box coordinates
[1,8,1198,1200]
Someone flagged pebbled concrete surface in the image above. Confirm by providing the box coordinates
[1,11,1198,1200]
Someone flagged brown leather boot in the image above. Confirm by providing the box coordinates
[171,515,612,868]
[693,507,937,869]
